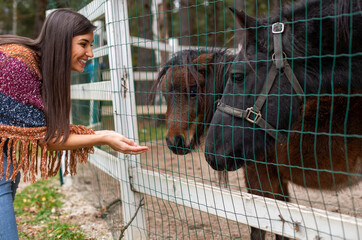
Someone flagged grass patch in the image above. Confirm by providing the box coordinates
[14,177,88,240]
[138,122,166,143]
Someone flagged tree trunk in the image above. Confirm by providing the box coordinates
[156,1,170,65]
[34,0,47,38]
[137,0,155,71]
[12,0,17,35]
[206,1,216,46]
[179,0,196,46]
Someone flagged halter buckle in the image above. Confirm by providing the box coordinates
[245,107,261,124]
[272,22,284,34]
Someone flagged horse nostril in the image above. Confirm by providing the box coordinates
[174,135,185,148]
[166,135,190,155]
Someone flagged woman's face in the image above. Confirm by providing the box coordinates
[71,32,94,72]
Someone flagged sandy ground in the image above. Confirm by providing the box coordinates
[17,139,361,239]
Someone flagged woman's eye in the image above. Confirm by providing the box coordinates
[189,85,198,97]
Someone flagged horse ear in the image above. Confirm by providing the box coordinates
[229,7,269,49]
[193,53,215,71]
[229,7,256,30]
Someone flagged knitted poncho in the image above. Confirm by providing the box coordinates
[0,44,94,183]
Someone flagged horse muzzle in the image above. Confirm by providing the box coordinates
[204,151,244,171]
[166,135,191,155]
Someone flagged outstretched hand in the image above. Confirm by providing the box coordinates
[95,130,149,155]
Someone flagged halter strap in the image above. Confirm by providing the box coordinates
[216,22,304,143]
[217,100,287,142]
[272,22,285,69]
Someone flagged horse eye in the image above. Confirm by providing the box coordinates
[189,85,198,97]
[230,72,244,82]
[198,69,207,76]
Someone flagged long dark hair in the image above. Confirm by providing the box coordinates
[0,9,96,143]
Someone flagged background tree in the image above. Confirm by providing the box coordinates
[179,0,197,45]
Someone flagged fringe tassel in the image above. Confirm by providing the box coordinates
[0,124,95,182]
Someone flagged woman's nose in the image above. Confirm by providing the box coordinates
[86,48,94,58]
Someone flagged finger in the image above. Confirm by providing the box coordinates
[122,137,138,146]
[127,145,148,150]
[134,147,149,152]
[128,147,149,154]
[133,149,148,153]
[129,150,148,155]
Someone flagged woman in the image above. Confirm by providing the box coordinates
[0,9,148,239]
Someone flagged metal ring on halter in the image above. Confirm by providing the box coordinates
[271,51,287,63]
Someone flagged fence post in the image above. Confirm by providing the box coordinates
[105,0,147,239]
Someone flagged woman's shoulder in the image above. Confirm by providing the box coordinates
[0,44,41,77]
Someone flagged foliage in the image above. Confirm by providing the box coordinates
[14,177,88,239]
[47,0,93,10]
[138,120,167,142]
[0,0,92,37]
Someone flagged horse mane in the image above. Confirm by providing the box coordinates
[204,49,235,124]
[149,49,210,104]
[150,48,235,108]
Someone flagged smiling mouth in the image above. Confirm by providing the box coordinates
[78,59,87,67]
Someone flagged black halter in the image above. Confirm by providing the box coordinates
[216,23,304,143]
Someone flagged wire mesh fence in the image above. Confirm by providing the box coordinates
[66,0,361,239]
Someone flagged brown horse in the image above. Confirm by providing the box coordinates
[205,1,362,239]
[153,49,234,155]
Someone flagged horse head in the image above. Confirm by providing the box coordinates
[154,50,233,155]
[205,0,362,171]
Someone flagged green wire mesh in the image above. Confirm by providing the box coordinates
[69,0,361,239]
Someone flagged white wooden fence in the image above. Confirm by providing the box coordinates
[69,0,362,239]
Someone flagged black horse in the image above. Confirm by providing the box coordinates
[204,1,362,239]
[152,49,234,155]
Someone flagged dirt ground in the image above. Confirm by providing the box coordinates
[19,139,362,239]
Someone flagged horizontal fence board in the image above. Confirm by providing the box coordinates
[129,167,362,240]
[135,105,167,115]
[101,71,158,81]
[88,148,120,180]
[93,45,109,59]
[101,105,166,116]
[71,81,112,101]
[130,36,173,52]
[132,71,159,81]
[71,81,166,115]
[87,149,362,240]
[78,0,105,22]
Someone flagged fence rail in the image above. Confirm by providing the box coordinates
[89,149,362,239]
